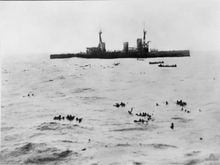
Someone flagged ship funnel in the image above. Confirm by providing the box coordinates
[102,42,106,52]
[137,38,142,52]
[123,42,129,53]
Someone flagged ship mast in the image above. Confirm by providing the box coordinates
[99,23,103,46]
[143,22,147,47]
[98,25,106,52]
[99,30,103,45]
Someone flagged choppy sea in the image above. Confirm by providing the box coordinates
[1,51,220,165]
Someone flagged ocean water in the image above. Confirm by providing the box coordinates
[1,51,220,165]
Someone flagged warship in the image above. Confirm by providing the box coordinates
[50,28,190,59]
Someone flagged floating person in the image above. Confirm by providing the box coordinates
[53,115,62,120]
[128,108,133,115]
[78,118,83,123]
[176,100,181,105]
[136,112,142,116]
[120,102,126,107]
[176,100,187,107]
[170,123,174,129]
[57,115,61,120]
[140,119,145,123]
[113,103,120,108]
[166,101,168,105]
[148,115,152,121]
[181,102,187,106]
[70,115,75,121]
[134,119,147,123]
[66,115,70,120]
[66,115,75,121]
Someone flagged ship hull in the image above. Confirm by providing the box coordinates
[50,50,190,59]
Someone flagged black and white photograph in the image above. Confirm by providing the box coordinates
[1,0,220,164]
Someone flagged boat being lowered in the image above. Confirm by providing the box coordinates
[149,61,164,64]
[158,64,177,67]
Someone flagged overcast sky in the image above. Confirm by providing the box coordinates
[1,0,220,57]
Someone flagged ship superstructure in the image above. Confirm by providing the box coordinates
[86,30,106,54]
[86,27,151,55]
[50,27,190,59]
